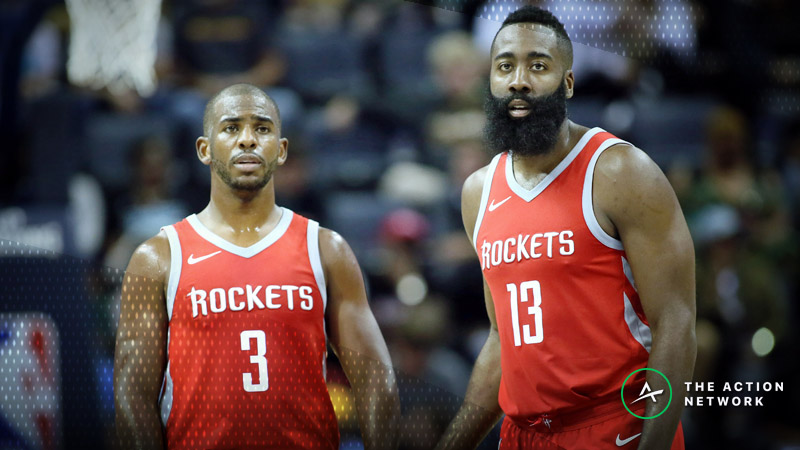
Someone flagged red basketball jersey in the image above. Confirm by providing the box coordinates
[473,128,652,421]
[159,209,339,449]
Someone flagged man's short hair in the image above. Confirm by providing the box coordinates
[493,6,573,69]
[202,83,281,137]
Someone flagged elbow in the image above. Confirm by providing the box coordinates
[648,302,696,347]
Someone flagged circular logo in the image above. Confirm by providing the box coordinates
[621,368,672,419]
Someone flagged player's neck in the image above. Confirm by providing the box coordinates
[511,120,578,182]
[201,180,282,236]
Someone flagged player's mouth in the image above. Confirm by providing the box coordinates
[232,154,263,172]
[507,99,531,118]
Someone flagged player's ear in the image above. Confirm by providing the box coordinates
[277,137,288,166]
[196,136,211,166]
[565,70,575,99]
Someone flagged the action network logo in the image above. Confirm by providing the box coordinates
[621,368,673,419]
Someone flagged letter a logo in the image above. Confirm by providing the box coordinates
[630,382,665,405]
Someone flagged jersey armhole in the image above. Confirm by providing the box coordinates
[162,225,182,321]
[159,225,179,428]
[306,220,329,379]
[306,220,327,312]
[581,139,628,250]
[472,153,503,246]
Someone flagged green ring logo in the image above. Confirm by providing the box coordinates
[621,368,672,419]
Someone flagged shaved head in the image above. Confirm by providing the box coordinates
[203,84,281,137]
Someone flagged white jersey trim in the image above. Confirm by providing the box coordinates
[306,219,327,311]
[159,362,174,428]
[581,136,629,250]
[162,225,181,321]
[505,127,604,203]
[472,153,503,246]
[624,292,652,353]
[622,256,637,292]
[186,208,294,258]
[307,220,329,382]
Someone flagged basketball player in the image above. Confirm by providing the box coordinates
[114,84,399,450]
[437,7,695,450]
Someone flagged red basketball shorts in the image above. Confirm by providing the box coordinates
[498,405,684,450]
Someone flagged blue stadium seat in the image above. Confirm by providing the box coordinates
[276,29,369,102]
[323,192,399,260]
[304,113,391,190]
[378,27,439,90]
[567,97,608,129]
[629,96,719,168]
[19,92,94,203]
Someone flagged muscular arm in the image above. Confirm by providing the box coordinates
[321,228,399,450]
[114,233,170,450]
[436,168,504,450]
[595,145,696,450]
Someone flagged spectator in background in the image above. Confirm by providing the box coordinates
[104,136,188,271]
[428,31,487,112]
[272,135,326,222]
[170,0,284,95]
[684,106,793,267]
[425,31,488,166]
[778,119,800,226]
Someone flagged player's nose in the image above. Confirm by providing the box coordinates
[238,125,257,149]
[509,67,531,94]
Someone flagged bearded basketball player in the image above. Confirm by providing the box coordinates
[114,84,399,450]
[437,7,695,450]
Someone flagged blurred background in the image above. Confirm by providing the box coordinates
[1,0,798,448]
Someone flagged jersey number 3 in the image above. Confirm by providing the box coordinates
[240,330,269,392]
[507,281,543,346]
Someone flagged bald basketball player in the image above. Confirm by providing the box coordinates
[114,83,399,450]
[437,6,696,450]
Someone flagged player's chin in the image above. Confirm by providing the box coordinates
[230,176,270,192]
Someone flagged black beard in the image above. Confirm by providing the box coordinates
[211,151,273,192]
[484,82,568,156]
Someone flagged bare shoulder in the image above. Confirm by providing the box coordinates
[317,226,368,316]
[462,165,491,203]
[461,164,492,240]
[594,143,679,222]
[318,227,359,271]
[125,230,171,283]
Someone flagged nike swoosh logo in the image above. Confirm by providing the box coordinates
[616,433,642,446]
[187,251,222,265]
[488,196,512,212]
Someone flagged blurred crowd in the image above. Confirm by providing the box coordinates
[1,0,799,448]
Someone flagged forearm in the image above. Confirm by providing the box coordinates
[341,349,400,450]
[114,322,167,450]
[115,399,165,450]
[637,320,696,450]
[436,330,503,450]
[114,358,166,450]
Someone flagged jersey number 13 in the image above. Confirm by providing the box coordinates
[507,281,543,346]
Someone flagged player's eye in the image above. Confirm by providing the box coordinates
[531,62,546,71]
[256,126,270,133]
[498,62,513,71]
[224,125,238,132]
